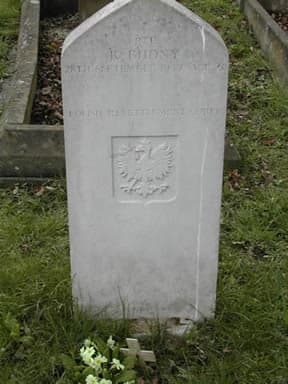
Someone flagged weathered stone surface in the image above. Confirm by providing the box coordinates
[0,0,39,127]
[62,0,229,321]
[0,124,65,177]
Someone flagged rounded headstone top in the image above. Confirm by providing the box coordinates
[62,0,228,56]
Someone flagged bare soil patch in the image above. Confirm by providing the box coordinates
[31,14,79,125]
[270,11,288,32]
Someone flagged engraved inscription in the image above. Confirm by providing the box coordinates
[68,106,224,120]
[135,36,156,45]
[109,48,179,61]
[63,62,227,76]
[112,136,177,202]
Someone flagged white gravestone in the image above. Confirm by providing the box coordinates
[62,0,228,323]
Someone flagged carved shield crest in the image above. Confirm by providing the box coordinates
[113,136,177,202]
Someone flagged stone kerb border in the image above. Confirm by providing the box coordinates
[0,0,240,184]
[0,0,66,182]
[238,0,288,83]
[1,0,39,126]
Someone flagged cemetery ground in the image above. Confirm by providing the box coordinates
[0,0,288,382]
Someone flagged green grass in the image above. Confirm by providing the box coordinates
[0,0,20,78]
[1,0,288,382]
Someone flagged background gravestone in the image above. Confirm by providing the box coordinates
[62,0,229,323]
[79,0,113,20]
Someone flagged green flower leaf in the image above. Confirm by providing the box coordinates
[284,309,288,327]
[122,356,137,370]
[19,335,34,346]
[114,369,136,384]
[94,337,109,356]
[83,366,96,377]
[4,313,20,340]
[112,345,121,359]
[60,354,76,370]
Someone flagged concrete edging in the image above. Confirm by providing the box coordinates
[0,0,65,180]
[0,120,240,181]
[239,0,288,83]
[0,124,65,178]
[0,0,241,183]
[0,0,40,127]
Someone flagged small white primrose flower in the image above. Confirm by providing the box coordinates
[111,358,125,371]
[80,346,96,366]
[99,379,112,384]
[107,335,115,350]
[89,359,102,372]
[94,354,108,365]
[85,374,98,384]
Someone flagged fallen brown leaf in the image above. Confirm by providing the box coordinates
[262,138,276,146]
[35,186,46,196]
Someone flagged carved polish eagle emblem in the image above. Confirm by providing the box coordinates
[117,138,174,198]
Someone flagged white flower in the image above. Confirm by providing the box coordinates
[99,379,112,384]
[80,346,86,357]
[83,353,107,372]
[107,336,115,350]
[80,346,96,367]
[90,359,102,372]
[94,354,108,365]
[85,374,98,384]
[111,358,125,371]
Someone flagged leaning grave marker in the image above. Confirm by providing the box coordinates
[62,0,229,324]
